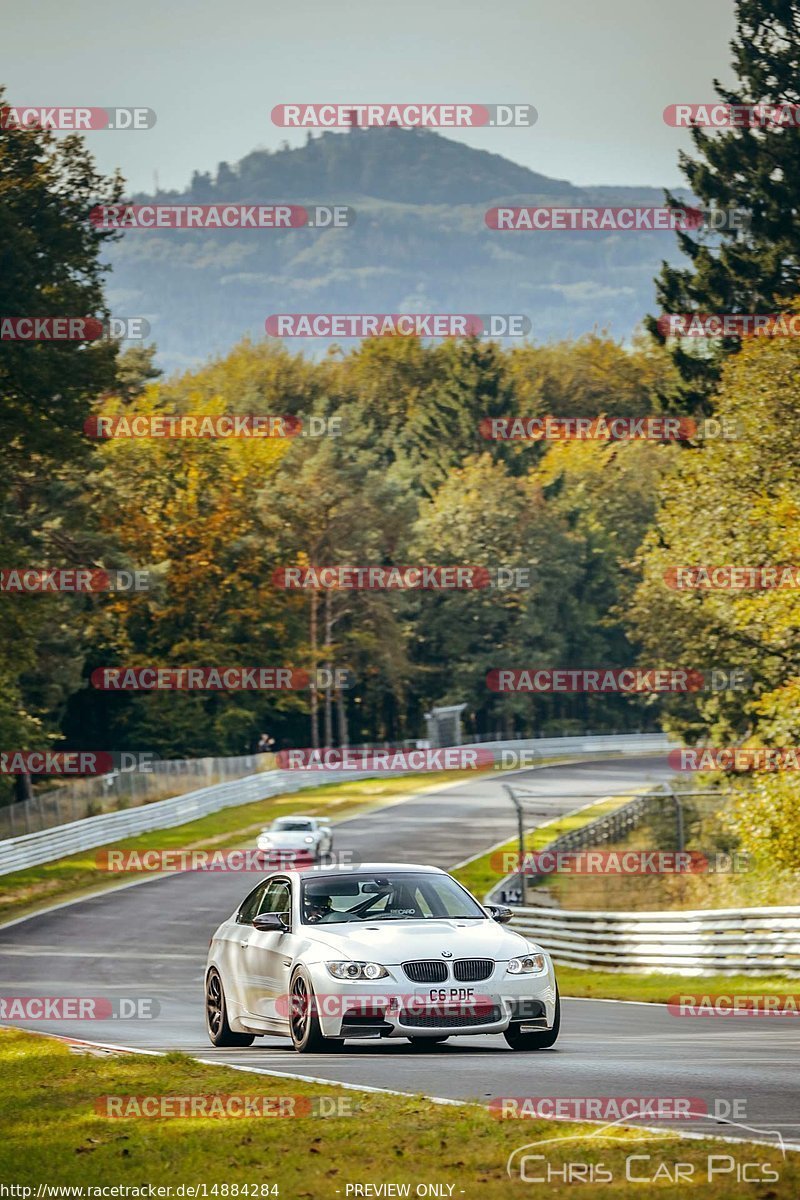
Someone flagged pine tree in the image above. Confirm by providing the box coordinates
[647,0,800,413]
[0,84,124,787]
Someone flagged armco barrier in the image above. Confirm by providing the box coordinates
[510,905,800,977]
[0,732,672,878]
[0,752,275,839]
[0,769,373,878]
[474,732,671,758]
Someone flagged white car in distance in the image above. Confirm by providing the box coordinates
[205,863,560,1053]
[256,815,333,863]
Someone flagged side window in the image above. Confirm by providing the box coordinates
[237,882,269,926]
[258,880,292,921]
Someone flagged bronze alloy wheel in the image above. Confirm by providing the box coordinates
[205,968,254,1047]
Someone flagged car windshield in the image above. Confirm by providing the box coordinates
[300,872,485,924]
[271,819,314,831]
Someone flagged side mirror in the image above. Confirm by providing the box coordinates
[486,904,514,925]
[253,912,289,932]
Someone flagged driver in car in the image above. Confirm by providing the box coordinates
[305,894,334,923]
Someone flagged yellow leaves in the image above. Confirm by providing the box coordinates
[627,327,800,867]
[533,431,675,489]
[727,771,800,872]
[82,342,313,645]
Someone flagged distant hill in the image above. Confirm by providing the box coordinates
[106,127,688,372]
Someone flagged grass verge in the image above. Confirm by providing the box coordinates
[543,821,799,911]
[0,769,486,924]
[451,792,640,901]
[555,965,798,1003]
[0,1028,794,1198]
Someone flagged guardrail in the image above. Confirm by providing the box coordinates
[0,753,275,839]
[0,732,673,878]
[472,732,672,757]
[0,768,373,878]
[510,904,800,976]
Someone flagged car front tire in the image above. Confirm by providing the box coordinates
[503,987,560,1051]
[289,969,344,1053]
[205,967,255,1047]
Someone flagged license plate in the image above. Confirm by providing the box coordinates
[428,987,475,1002]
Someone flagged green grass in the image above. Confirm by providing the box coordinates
[1,1029,794,1198]
[452,792,641,901]
[543,819,800,912]
[0,769,486,924]
[556,965,799,1003]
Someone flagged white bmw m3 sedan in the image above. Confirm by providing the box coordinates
[205,863,560,1053]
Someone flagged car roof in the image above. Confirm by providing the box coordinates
[282,862,447,878]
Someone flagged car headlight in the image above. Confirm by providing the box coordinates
[326,961,389,981]
[506,953,546,975]
[258,837,272,847]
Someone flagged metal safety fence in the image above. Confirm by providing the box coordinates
[508,903,800,976]
[0,753,275,840]
[0,732,672,877]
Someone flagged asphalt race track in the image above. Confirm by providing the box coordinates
[1,755,798,1148]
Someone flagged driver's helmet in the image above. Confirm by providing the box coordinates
[307,894,332,919]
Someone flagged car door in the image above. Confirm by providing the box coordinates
[220,879,271,1022]
[240,877,297,1027]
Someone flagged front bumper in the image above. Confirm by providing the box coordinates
[307,964,557,1039]
[257,846,318,864]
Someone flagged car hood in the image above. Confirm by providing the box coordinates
[304,918,532,962]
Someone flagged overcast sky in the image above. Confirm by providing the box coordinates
[3,0,737,194]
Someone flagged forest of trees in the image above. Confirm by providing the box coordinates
[3,0,800,869]
[1,324,685,761]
